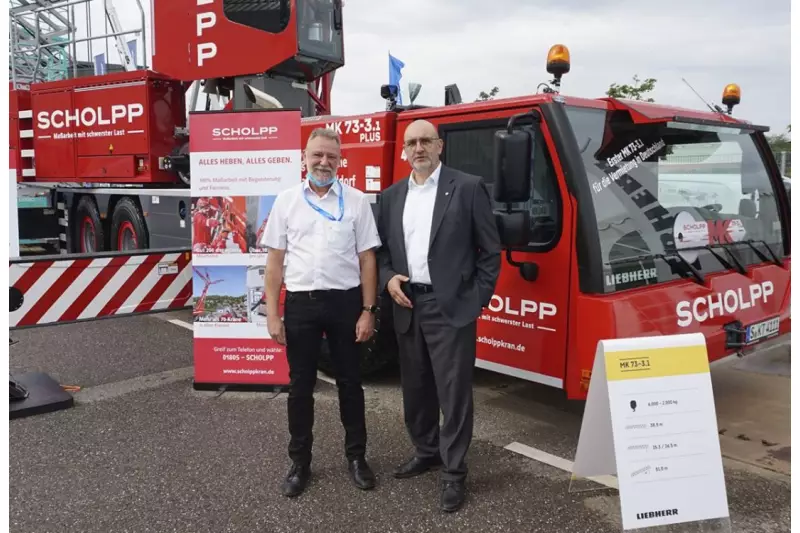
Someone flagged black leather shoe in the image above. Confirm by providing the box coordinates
[348,457,376,490]
[281,463,310,497]
[441,480,466,512]
[393,456,442,479]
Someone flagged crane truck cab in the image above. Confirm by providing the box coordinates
[489,54,789,398]
[302,44,791,400]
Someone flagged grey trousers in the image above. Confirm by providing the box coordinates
[395,291,477,482]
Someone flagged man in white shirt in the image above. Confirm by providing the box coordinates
[262,127,381,498]
[376,119,501,512]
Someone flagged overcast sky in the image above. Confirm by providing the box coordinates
[90,0,792,135]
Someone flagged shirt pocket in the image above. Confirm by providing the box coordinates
[287,216,316,242]
[326,220,355,254]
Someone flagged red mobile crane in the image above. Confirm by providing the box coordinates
[10,0,342,254]
[10,3,790,400]
[193,268,223,318]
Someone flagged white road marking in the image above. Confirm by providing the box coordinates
[163,316,338,388]
[169,318,194,331]
[317,372,336,385]
[504,441,619,490]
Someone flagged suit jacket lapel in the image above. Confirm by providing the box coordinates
[428,166,456,251]
[393,180,410,275]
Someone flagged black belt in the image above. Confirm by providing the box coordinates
[288,287,360,299]
[409,283,434,294]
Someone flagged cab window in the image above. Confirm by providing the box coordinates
[439,117,562,251]
[223,0,291,33]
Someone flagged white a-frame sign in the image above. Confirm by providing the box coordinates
[572,333,731,531]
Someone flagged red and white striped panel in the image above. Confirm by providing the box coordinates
[10,251,193,328]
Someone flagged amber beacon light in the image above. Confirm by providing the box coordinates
[546,45,571,75]
[721,83,741,114]
[543,44,571,92]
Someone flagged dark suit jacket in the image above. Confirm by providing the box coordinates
[376,164,502,334]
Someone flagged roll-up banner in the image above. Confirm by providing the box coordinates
[188,109,301,390]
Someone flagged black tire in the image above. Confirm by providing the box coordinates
[172,143,191,186]
[318,294,399,378]
[111,197,149,251]
[74,196,104,253]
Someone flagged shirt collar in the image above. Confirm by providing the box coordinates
[408,162,442,189]
[303,177,340,198]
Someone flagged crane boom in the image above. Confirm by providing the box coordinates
[104,0,136,71]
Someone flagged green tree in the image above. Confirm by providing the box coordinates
[476,86,499,101]
[606,75,672,157]
[767,124,791,152]
[606,75,657,102]
[767,124,791,177]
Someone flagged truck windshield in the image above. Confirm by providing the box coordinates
[564,105,787,293]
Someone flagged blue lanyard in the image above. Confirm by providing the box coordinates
[304,180,344,221]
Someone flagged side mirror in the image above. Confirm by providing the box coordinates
[492,110,541,283]
[493,128,532,203]
[495,211,530,247]
[494,211,539,282]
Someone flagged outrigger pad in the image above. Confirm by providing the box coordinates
[10,372,74,420]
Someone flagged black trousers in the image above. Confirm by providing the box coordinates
[283,286,366,466]
[395,287,477,482]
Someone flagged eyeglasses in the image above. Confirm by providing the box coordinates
[403,137,439,149]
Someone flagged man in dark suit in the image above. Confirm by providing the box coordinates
[376,119,501,512]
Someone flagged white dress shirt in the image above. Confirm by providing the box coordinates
[262,179,381,291]
[402,162,441,285]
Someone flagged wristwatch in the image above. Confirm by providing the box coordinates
[362,305,378,314]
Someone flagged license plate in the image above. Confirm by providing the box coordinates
[745,317,780,344]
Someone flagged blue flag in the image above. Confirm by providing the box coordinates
[127,39,137,68]
[388,52,405,105]
[94,53,106,75]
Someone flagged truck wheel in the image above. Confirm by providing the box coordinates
[171,144,191,186]
[111,197,149,251]
[75,196,104,253]
[177,169,190,187]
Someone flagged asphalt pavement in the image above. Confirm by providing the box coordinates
[8,311,792,533]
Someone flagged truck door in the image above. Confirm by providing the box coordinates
[438,113,572,389]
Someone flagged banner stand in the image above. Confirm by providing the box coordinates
[188,108,302,392]
[192,382,290,394]
[571,333,732,532]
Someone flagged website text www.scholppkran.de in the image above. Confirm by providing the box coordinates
[477,336,525,352]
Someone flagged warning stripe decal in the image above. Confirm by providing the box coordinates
[135,252,191,314]
[21,258,93,326]
[10,252,193,328]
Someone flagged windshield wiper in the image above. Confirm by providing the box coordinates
[706,244,747,275]
[607,251,704,285]
[699,245,735,272]
[672,240,783,271]
[741,239,784,267]
[667,243,747,275]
